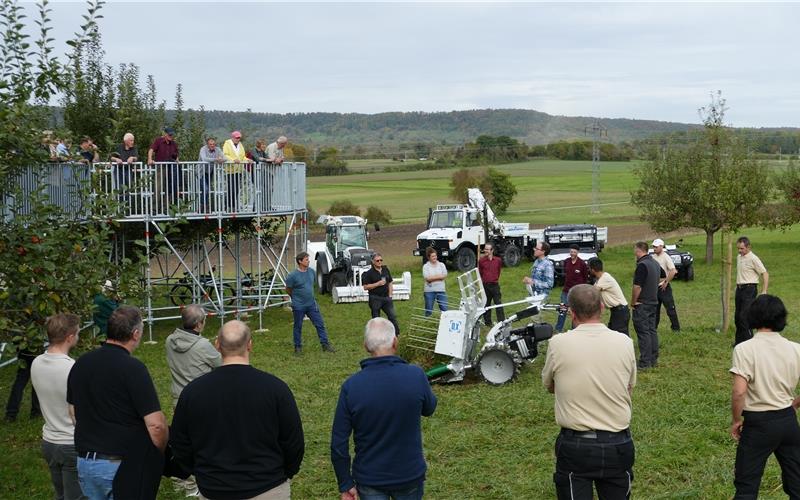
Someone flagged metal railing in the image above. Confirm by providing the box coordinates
[2,161,307,221]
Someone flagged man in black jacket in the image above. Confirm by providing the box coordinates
[170,320,305,500]
[631,241,662,370]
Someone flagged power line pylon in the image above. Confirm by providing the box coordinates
[585,120,608,214]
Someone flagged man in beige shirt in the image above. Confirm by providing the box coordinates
[588,258,629,335]
[542,284,637,499]
[651,239,681,332]
[735,236,769,346]
[730,294,800,498]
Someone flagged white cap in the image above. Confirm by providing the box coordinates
[652,238,665,247]
[102,279,113,292]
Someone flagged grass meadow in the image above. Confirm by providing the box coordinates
[2,159,800,499]
[3,229,800,499]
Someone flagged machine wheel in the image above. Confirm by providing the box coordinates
[329,271,347,289]
[476,346,521,385]
[169,284,192,307]
[317,262,328,294]
[502,244,522,267]
[685,264,694,281]
[455,247,477,272]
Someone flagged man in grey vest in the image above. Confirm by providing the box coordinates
[631,241,662,370]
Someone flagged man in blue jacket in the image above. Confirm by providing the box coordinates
[331,317,437,500]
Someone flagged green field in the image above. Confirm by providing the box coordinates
[2,227,800,499]
[310,159,793,227]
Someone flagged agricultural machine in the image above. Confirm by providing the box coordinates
[409,268,557,385]
[307,214,411,303]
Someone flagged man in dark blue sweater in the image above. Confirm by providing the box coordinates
[331,317,437,500]
[170,320,304,499]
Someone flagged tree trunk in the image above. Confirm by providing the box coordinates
[705,230,715,264]
[721,233,733,333]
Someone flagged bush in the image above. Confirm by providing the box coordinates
[364,206,391,225]
[328,200,361,217]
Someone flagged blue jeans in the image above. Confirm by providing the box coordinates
[357,479,425,500]
[77,457,120,499]
[292,302,330,347]
[423,291,448,317]
[555,290,569,332]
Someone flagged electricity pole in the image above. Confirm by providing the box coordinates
[585,120,607,214]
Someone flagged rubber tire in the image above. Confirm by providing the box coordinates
[685,264,694,281]
[455,247,477,272]
[317,261,328,294]
[169,284,192,307]
[329,271,347,289]
[502,244,522,267]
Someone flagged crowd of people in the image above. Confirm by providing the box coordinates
[4,230,789,500]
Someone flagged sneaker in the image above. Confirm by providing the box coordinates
[322,343,336,353]
[294,346,302,356]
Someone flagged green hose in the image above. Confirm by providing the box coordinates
[426,363,451,379]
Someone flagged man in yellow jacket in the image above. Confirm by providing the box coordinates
[222,130,252,212]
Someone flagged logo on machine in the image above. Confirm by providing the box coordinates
[449,320,462,333]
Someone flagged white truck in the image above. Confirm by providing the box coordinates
[413,188,544,271]
[307,215,411,303]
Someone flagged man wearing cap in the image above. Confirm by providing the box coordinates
[147,127,180,213]
[589,258,629,335]
[222,131,252,212]
[554,243,590,333]
[542,284,637,499]
[734,236,769,346]
[651,238,681,333]
[267,136,288,165]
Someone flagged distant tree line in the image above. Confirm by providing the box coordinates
[529,140,634,161]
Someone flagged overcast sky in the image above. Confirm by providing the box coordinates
[31,1,800,127]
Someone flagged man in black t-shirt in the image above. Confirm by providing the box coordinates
[170,320,305,499]
[362,252,401,335]
[67,306,167,499]
[631,241,663,370]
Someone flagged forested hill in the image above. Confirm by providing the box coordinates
[201,108,702,148]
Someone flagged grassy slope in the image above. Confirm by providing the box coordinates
[2,228,799,499]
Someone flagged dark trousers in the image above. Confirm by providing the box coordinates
[369,296,400,335]
[554,429,635,500]
[5,352,40,419]
[632,303,658,368]
[735,284,758,346]
[482,282,506,325]
[656,284,680,331]
[609,305,630,336]
[42,441,85,500]
[734,407,800,499]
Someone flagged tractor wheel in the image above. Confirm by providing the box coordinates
[502,244,522,268]
[455,247,477,272]
[329,271,347,289]
[477,345,521,385]
[685,264,695,281]
[317,264,328,294]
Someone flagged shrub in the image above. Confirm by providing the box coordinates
[365,206,391,225]
[328,200,361,217]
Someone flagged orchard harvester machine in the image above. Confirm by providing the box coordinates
[408,268,557,385]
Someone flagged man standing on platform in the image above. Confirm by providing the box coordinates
[734,236,769,346]
[542,284,637,499]
[147,127,180,212]
[267,136,288,164]
[286,252,336,356]
[478,242,505,326]
[363,252,401,335]
[631,241,661,370]
[651,238,681,332]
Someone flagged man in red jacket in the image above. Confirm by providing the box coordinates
[555,244,590,332]
[478,242,505,326]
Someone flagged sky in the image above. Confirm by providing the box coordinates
[29,1,800,127]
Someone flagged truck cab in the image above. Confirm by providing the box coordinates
[414,204,484,271]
